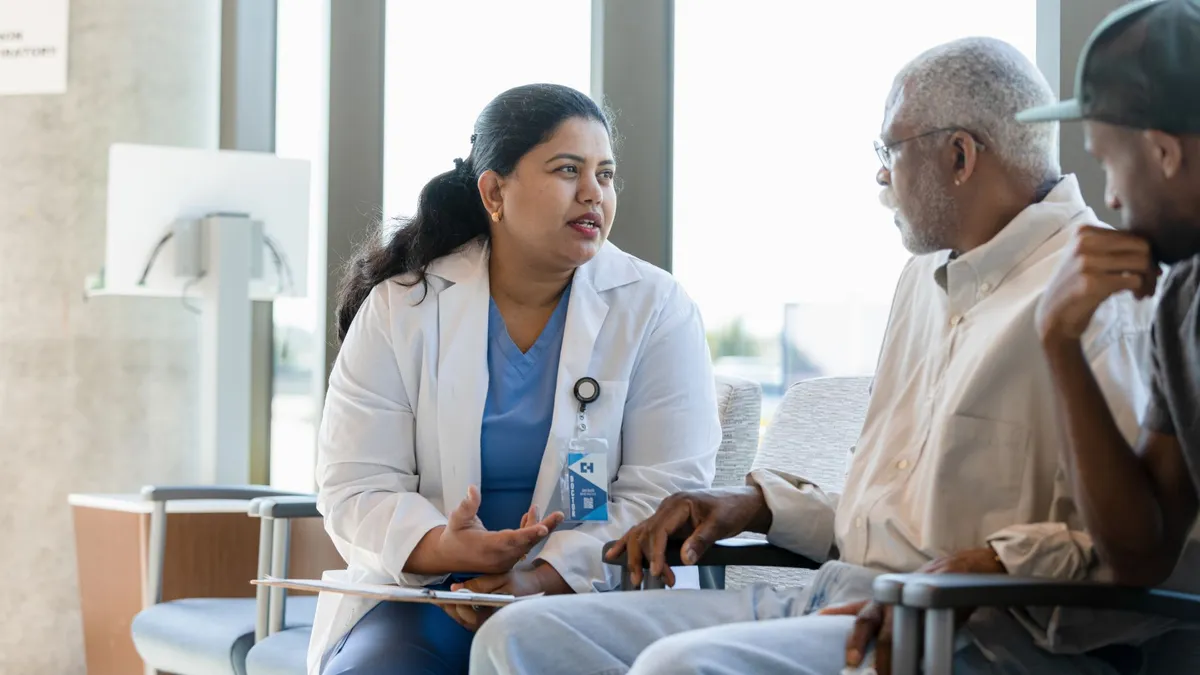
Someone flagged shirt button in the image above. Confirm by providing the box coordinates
[855,517,864,528]
[897,459,909,470]
[980,282,992,293]
[949,315,961,326]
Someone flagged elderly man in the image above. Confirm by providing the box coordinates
[469,38,1155,675]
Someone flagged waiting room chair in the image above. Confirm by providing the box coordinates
[129,486,317,675]
[604,375,872,591]
[711,374,763,489]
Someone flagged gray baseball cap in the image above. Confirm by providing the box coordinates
[1018,0,1200,134]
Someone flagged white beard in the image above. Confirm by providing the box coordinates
[881,174,956,255]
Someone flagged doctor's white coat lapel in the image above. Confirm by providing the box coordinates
[430,247,490,511]
[428,243,640,517]
[429,243,642,517]
[529,253,629,513]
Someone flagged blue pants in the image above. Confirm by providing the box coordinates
[321,596,473,675]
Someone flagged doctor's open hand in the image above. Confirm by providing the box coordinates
[1037,225,1160,345]
[606,485,772,587]
[405,486,564,576]
[442,506,573,632]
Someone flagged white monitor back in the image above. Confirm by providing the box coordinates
[104,143,310,299]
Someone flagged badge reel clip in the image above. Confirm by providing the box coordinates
[559,377,610,524]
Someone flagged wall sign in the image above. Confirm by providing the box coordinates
[0,0,68,95]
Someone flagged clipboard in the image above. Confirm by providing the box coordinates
[251,577,525,607]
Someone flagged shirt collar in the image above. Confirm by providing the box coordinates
[934,174,1085,295]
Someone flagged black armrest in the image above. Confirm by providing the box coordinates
[602,537,821,570]
[255,495,320,519]
[895,573,1200,622]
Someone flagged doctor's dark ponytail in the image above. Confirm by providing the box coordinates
[335,83,612,343]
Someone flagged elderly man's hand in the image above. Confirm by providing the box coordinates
[820,547,1005,675]
[605,486,772,587]
[918,546,1006,576]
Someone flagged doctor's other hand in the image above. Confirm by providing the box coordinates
[440,603,495,633]
[406,487,564,575]
[442,515,574,632]
[451,559,574,599]
[606,485,772,587]
[1036,225,1159,345]
[443,564,570,632]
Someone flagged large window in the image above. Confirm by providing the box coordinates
[271,0,329,491]
[673,2,1037,419]
[267,1,590,490]
[383,0,593,219]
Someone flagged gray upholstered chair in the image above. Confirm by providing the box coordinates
[128,486,317,675]
[727,375,868,589]
[712,374,763,488]
[603,375,872,591]
[241,375,765,675]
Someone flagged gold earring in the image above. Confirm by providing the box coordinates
[491,208,502,223]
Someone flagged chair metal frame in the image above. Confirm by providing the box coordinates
[873,572,1200,675]
[137,485,306,675]
[241,495,323,675]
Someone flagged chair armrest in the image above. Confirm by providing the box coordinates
[141,485,307,502]
[249,495,320,638]
[896,574,1200,622]
[602,537,821,570]
[872,573,907,605]
[141,484,307,608]
[255,495,320,519]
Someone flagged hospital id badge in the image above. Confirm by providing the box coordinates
[559,437,610,524]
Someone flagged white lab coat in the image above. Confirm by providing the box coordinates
[306,240,721,673]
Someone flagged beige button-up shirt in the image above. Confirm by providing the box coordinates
[752,175,1156,583]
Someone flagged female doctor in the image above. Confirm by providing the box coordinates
[308,83,721,675]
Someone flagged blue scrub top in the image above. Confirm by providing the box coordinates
[477,285,571,532]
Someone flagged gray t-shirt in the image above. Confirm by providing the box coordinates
[1145,255,1200,490]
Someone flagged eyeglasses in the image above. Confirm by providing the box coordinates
[874,127,985,171]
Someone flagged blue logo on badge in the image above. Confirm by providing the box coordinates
[566,452,608,522]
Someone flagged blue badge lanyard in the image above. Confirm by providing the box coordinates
[572,377,600,443]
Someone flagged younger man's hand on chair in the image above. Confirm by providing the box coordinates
[819,547,1006,675]
[605,485,772,587]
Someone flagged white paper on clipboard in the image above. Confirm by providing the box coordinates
[252,577,534,607]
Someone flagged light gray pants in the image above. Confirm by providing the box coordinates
[470,564,1132,675]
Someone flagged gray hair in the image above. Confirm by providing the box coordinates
[888,37,1060,187]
